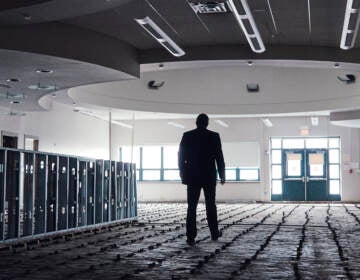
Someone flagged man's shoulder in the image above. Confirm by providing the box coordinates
[183,128,220,138]
[183,129,197,136]
[206,129,220,137]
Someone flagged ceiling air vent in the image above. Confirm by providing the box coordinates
[189,1,229,14]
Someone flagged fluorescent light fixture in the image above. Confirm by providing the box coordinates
[340,0,360,50]
[215,119,229,128]
[112,120,133,129]
[77,109,133,129]
[262,118,273,127]
[167,121,185,129]
[311,116,319,126]
[227,0,265,53]
[135,17,185,57]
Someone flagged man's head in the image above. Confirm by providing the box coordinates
[196,113,209,129]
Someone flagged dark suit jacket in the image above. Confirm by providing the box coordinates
[178,128,225,186]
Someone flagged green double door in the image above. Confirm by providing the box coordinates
[282,149,328,201]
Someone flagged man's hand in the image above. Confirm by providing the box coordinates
[220,178,225,185]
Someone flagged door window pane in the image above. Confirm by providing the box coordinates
[309,153,324,176]
[239,169,258,180]
[283,139,304,149]
[329,165,340,179]
[163,146,179,168]
[272,165,282,179]
[329,180,340,194]
[142,146,161,168]
[271,138,282,149]
[286,153,302,176]
[272,180,282,194]
[306,138,328,149]
[271,150,282,164]
[163,170,180,181]
[328,138,340,148]
[329,149,340,164]
[142,170,160,180]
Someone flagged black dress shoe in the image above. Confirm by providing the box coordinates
[186,238,195,246]
[211,231,222,241]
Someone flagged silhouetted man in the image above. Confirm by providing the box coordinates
[178,113,225,245]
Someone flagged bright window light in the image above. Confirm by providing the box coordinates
[272,180,282,194]
[163,146,179,168]
[142,146,161,168]
[329,180,340,195]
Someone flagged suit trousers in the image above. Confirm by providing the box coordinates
[186,184,219,239]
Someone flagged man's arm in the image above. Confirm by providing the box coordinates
[215,134,225,184]
[178,134,186,182]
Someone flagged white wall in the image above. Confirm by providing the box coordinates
[116,116,360,202]
[1,105,359,202]
[2,102,110,159]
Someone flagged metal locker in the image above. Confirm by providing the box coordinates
[103,160,110,222]
[57,156,68,230]
[68,157,77,229]
[110,161,116,221]
[46,155,57,232]
[123,163,130,219]
[22,152,34,236]
[87,161,95,225]
[116,162,123,220]
[130,163,137,218]
[95,160,103,224]
[0,149,5,240]
[34,154,46,234]
[5,150,20,239]
[78,161,87,227]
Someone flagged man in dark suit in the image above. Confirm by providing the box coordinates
[178,113,225,245]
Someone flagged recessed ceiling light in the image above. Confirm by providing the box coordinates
[36,69,53,74]
[333,63,340,68]
[28,84,57,90]
[6,78,20,82]
[247,61,253,66]
[159,63,164,68]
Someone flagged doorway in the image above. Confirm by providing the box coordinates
[271,137,341,201]
[24,135,39,151]
[2,132,18,148]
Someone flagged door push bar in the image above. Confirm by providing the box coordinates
[284,177,327,182]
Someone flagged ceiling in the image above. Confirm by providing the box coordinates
[63,0,348,50]
[68,60,360,115]
[0,0,360,125]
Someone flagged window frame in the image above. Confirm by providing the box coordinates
[120,145,260,182]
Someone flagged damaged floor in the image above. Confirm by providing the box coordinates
[1,203,360,279]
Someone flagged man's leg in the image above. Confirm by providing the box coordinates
[203,185,219,239]
[186,185,202,241]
